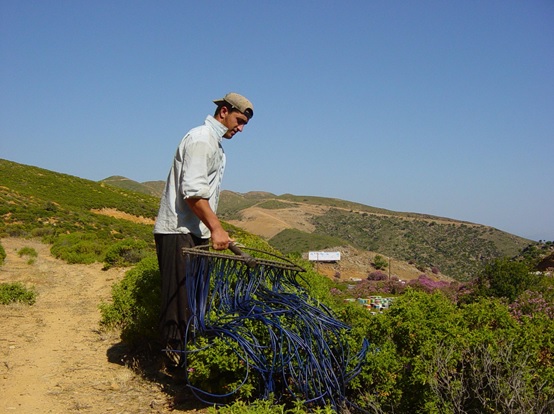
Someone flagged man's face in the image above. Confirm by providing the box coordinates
[220,108,249,139]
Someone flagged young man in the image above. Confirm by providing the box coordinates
[154,92,254,362]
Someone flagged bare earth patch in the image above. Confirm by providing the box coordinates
[91,208,155,225]
[227,204,328,239]
[0,238,203,414]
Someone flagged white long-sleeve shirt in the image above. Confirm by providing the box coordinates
[154,115,227,238]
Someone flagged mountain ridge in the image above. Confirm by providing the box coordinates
[98,175,533,281]
[0,159,535,283]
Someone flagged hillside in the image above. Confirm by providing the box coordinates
[1,159,551,413]
[0,159,533,281]
[101,175,165,197]
[217,191,533,281]
[0,159,160,262]
[93,172,534,281]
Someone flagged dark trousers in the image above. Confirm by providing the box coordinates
[154,233,208,343]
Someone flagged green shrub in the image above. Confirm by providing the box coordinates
[0,282,36,305]
[0,242,5,266]
[50,232,106,264]
[96,233,554,413]
[18,246,38,257]
[372,255,388,270]
[269,228,347,255]
[348,290,554,413]
[18,246,38,265]
[257,200,298,210]
[186,335,257,401]
[476,257,536,302]
[207,398,330,413]
[99,255,161,343]
[103,238,149,269]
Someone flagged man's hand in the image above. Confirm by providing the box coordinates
[210,227,231,250]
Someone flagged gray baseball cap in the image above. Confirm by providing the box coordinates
[213,92,254,119]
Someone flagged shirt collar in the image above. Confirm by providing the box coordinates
[205,115,228,143]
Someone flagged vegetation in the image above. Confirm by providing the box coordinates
[310,208,529,281]
[18,246,38,264]
[0,282,37,305]
[0,241,5,265]
[101,250,554,413]
[270,228,347,255]
[106,178,533,282]
[99,255,160,343]
[216,191,532,282]
[3,159,553,413]
[0,241,37,305]
[17,246,38,258]
[0,159,158,264]
[518,241,554,268]
[474,257,538,302]
[103,238,150,269]
[258,200,300,210]
[207,399,334,414]
[216,191,269,220]
[349,290,554,414]
[372,254,388,270]
[101,175,163,197]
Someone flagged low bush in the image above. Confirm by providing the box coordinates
[368,270,387,281]
[349,290,554,413]
[51,232,107,264]
[208,398,334,413]
[18,246,38,264]
[103,238,150,269]
[98,230,554,412]
[475,257,536,302]
[99,255,161,343]
[0,282,36,305]
[372,255,388,270]
[0,242,5,265]
[18,246,38,258]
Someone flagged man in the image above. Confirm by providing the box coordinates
[154,92,254,361]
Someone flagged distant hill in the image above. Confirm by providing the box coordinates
[0,160,160,259]
[101,176,164,197]
[88,170,537,281]
[217,191,533,281]
[0,160,273,270]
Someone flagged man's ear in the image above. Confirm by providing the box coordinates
[216,105,229,121]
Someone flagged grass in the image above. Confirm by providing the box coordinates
[18,246,38,265]
[1,159,159,264]
[0,282,37,305]
[0,242,5,265]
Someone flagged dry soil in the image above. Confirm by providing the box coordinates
[0,237,204,414]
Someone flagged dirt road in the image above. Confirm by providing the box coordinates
[0,238,199,414]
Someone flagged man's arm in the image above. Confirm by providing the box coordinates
[185,198,230,250]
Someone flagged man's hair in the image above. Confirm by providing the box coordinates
[214,103,240,117]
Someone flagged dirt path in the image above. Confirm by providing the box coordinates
[0,238,198,414]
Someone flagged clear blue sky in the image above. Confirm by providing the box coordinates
[1,1,553,241]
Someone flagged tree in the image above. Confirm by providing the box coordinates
[477,258,534,302]
[373,254,388,270]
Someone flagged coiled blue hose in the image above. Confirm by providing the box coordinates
[173,247,368,411]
